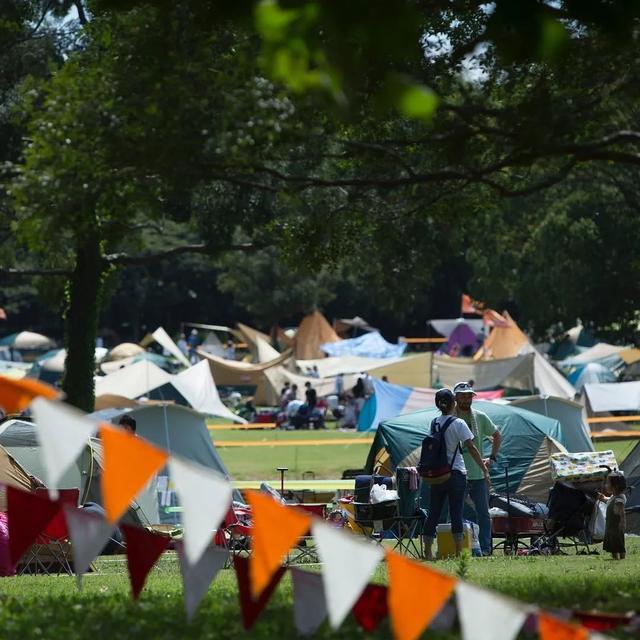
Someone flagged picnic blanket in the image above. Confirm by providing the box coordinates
[550,450,617,484]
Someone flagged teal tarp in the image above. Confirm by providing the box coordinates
[365,400,569,494]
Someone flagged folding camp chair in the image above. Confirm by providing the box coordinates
[285,503,326,565]
[20,488,79,575]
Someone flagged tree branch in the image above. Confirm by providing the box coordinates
[104,242,259,266]
[0,267,71,277]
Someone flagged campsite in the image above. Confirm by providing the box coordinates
[2,2,640,640]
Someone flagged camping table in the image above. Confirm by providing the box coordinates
[491,516,546,555]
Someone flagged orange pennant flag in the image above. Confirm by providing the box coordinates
[245,490,311,598]
[538,614,589,640]
[99,424,168,523]
[0,377,59,413]
[386,551,456,640]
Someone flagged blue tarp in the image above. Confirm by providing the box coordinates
[321,331,406,359]
[357,378,413,432]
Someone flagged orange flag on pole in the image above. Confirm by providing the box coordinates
[0,377,59,413]
[538,614,589,640]
[245,490,311,598]
[99,424,168,523]
[386,551,457,640]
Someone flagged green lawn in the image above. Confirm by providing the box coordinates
[0,541,638,639]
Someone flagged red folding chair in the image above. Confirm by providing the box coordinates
[20,489,79,575]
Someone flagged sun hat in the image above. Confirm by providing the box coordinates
[453,381,477,395]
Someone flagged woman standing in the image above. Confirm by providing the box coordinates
[423,388,489,559]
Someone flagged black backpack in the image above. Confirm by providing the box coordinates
[417,416,461,485]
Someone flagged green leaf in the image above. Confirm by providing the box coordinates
[397,83,439,121]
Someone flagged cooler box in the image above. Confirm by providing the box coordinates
[436,523,476,559]
[550,450,617,484]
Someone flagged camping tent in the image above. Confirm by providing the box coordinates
[0,331,55,351]
[294,311,341,360]
[620,441,640,533]
[429,318,484,338]
[0,418,157,525]
[508,395,593,452]
[560,343,627,366]
[568,362,617,392]
[104,342,145,361]
[438,322,480,357]
[321,331,406,359]
[91,404,238,523]
[29,347,108,384]
[0,443,37,511]
[583,381,640,413]
[357,378,504,432]
[364,401,582,498]
[95,360,174,399]
[333,316,376,336]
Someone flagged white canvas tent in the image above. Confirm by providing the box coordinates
[95,360,174,399]
[152,327,190,368]
[584,381,640,413]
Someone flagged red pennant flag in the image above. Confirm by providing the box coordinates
[7,486,60,565]
[234,555,286,630]
[122,525,170,600]
[352,584,389,632]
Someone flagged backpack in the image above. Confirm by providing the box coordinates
[417,416,461,485]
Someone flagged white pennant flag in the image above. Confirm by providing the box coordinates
[64,506,115,587]
[177,542,229,621]
[31,397,97,499]
[169,456,233,565]
[456,582,529,640]
[312,521,383,629]
[291,568,328,636]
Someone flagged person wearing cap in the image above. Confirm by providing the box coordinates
[423,388,489,560]
[453,381,502,556]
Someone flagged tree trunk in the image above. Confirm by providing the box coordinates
[62,237,104,412]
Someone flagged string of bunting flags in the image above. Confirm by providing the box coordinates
[0,377,613,639]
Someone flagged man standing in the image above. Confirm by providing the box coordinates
[453,381,502,556]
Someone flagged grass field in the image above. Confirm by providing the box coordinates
[0,541,638,640]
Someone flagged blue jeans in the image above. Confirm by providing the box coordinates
[424,471,467,542]
[467,479,492,555]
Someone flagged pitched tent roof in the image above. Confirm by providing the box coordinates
[366,352,432,388]
[255,337,281,363]
[0,443,36,511]
[474,311,528,360]
[438,322,480,357]
[105,342,145,361]
[508,395,593,452]
[151,327,190,368]
[569,362,617,392]
[321,331,406,359]
[95,359,174,399]
[364,401,577,498]
[333,316,376,336]
[294,311,341,360]
[560,343,627,366]
[429,318,484,338]
[0,331,55,350]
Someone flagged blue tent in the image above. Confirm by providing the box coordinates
[321,331,406,359]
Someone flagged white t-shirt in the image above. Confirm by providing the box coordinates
[431,415,474,474]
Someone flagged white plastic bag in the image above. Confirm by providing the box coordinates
[370,483,398,504]
[589,498,607,542]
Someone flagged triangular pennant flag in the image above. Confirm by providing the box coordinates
[0,376,59,413]
[456,581,529,640]
[31,398,97,499]
[176,541,229,621]
[64,506,115,587]
[312,520,384,629]
[122,525,170,600]
[291,567,328,636]
[246,490,311,598]
[100,424,168,523]
[386,550,457,640]
[352,584,389,632]
[168,456,232,566]
[7,486,60,565]
[539,614,589,640]
[234,555,286,631]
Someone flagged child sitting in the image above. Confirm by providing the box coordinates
[602,472,627,560]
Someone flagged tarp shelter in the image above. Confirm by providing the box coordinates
[560,343,627,366]
[321,331,406,359]
[197,348,291,405]
[568,362,617,392]
[429,318,484,339]
[236,323,282,363]
[357,378,504,432]
[92,404,239,524]
[95,360,174,399]
[433,353,535,391]
[438,322,480,357]
[0,331,55,351]
[0,418,157,525]
[151,327,190,368]
[364,401,579,499]
[294,311,341,360]
[508,395,593,452]
[254,337,281,363]
[584,381,640,413]
[296,355,402,378]
[100,351,172,375]
[333,316,376,336]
